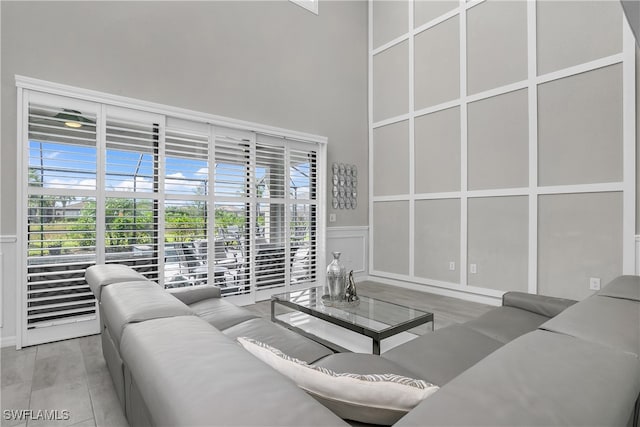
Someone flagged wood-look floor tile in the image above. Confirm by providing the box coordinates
[1,349,36,388]
[88,375,128,427]
[35,340,81,361]
[1,381,32,427]
[27,381,93,427]
[31,353,86,392]
[68,418,95,427]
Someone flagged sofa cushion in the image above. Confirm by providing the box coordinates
[315,353,421,379]
[540,294,640,356]
[85,264,148,301]
[223,318,333,363]
[464,306,549,344]
[502,291,577,318]
[189,297,259,331]
[395,330,640,427]
[167,284,221,305]
[238,337,439,426]
[120,316,346,427]
[597,275,640,302]
[101,281,194,346]
[382,324,503,386]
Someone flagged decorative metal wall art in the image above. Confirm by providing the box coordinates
[332,163,357,210]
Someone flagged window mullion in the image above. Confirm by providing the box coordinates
[208,125,216,287]
[284,143,292,291]
[96,104,107,264]
[249,133,257,300]
[157,119,166,288]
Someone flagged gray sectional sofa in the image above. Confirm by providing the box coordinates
[85,264,640,426]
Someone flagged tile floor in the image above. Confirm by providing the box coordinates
[1,281,493,427]
[1,334,127,427]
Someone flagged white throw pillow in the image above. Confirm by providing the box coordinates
[237,337,439,425]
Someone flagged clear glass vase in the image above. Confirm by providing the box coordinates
[326,251,346,301]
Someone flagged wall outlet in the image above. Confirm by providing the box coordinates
[329,213,336,223]
[589,277,601,291]
[470,264,477,274]
[449,261,455,271]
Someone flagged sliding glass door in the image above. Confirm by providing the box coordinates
[19,89,325,346]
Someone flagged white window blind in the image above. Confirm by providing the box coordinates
[164,124,210,288]
[104,111,162,282]
[213,128,253,296]
[25,96,99,341]
[255,142,287,291]
[289,145,318,286]
[19,87,325,347]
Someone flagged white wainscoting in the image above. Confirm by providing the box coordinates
[0,235,17,347]
[326,226,369,281]
[0,252,3,328]
[636,235,640,275]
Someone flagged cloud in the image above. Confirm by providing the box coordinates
[110,174,206,195]
[45,151,61,160]
[111,177,154,192]
[46,178,96,190]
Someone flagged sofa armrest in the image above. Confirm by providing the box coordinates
[502,292,577,319]
[167,285,221,305]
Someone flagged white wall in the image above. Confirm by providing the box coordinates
[0,0,368,346]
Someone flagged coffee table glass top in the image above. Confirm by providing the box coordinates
[271,286,431,334]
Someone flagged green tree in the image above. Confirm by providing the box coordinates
[166,204,206,242]
[73,200,97,247]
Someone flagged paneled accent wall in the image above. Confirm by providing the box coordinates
[369,0,636,301]
[0,236,17,347]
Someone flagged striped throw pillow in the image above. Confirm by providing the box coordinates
[237,337,439,425]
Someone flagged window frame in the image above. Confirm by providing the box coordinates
[16,76,327,348]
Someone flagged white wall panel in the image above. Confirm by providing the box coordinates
[467,0,528,95]
[414,16,460,110]
[0,237,17,347]
[537,0,622,75]
[373,41,409,122]
[373,0,409,49]
[326,226,369,280]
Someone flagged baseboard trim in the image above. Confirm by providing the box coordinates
[364,275,502,306]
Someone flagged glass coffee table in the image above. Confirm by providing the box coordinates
[271,286,434,355]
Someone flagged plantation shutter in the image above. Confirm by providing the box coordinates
[164,119,211,288]
[213,127,253,296]
[104,107,163,281]
[254,138,287,293]
[24,93,100,345]
[19,85,325,347]
[288,142,318,286]
[253,134,320,294]
[210,130,322,298]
